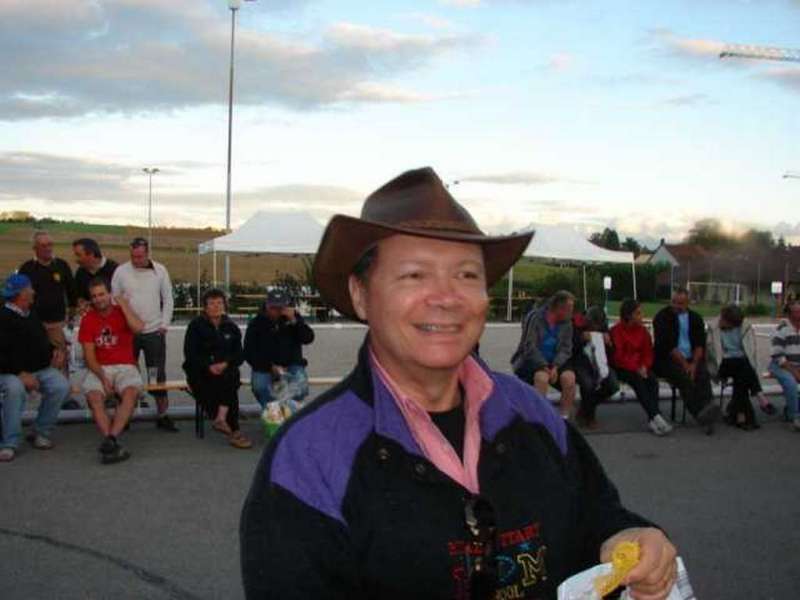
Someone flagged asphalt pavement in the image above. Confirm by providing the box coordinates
[2,323,798,599]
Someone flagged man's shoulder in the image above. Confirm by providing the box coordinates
[18,259,36,272]
[53,257,71,270]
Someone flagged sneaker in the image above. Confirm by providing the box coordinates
[156,415,179,433]
[792,417,800,432]
[0,448,15,462]
[101,444,131,465]
[29,434,54,450]
[98,436,116,456]
[649,414,673,436]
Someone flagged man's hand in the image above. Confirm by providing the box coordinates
[77,298,90,316]
[603,332,612,346]
[158,326,168,336]
[208,362,227,376]
[638,366,648,378]
[51,348,66,369]
[19,372,40,392]
[548,366,558,384]
[101,375,114,397]
[600,527,677,600]
[271,365,286,378]
[113,295,129,308]
[281,307,296,322]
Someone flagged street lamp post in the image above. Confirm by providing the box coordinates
[143,167,160,250]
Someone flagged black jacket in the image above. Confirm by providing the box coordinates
[75,259,118,301]
[18,258,77,322]
[240,341,653,600]
[0,305,53,374]
[243,313,314,372]
[652,307,706,364]
[182,315,244,382]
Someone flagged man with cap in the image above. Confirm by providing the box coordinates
[241,167,678,599]
[244,288,315,408]
[0,274,70,462]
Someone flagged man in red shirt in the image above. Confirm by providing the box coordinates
[79,277,144,464]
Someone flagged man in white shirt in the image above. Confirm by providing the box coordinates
[111,237,177,432]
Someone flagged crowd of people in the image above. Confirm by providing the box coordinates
[511,288,800,435]
[0,233,314,463]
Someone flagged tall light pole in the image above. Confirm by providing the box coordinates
[719,43,800,63]
[783,172,800,180]
[143,167,159,250]
[223,0,255,292]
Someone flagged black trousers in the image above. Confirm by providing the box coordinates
[135,331,167,402]
[574,358,619,420]
[654,358,712,419]
[188,372,240,432]
[615,368,661,420]
[718,357,761,424]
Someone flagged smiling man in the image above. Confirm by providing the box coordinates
[240,167,678,600]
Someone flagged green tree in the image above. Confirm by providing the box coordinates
[621,236,642,255]
[589,227,621,251]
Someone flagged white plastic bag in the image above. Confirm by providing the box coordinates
[557,557,694,600]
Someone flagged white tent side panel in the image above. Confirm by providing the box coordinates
[198,211,325,256]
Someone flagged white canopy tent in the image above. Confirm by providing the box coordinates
[506,224,636,320]
[196,211,325,302]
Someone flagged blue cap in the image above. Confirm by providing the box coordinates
[2,273,32,299]
[266,288,290,307]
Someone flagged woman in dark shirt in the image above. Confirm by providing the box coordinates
[182,289,251,449]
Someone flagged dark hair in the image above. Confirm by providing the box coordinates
[87,276,110,293]
[352,246,378,283]
[202,288,228,312]
[130,237,149,249]
[72,238,102,258]
[672,287,689,298]
[585,305,608,330]
[719,304,744,329]
[548,290,575,310]
[619,298,640,322]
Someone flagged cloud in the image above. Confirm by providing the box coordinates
[759,65,800,92]
[546,53,574,72]
[660,93,714,107]
[458,171,594,186]
[653,29,724,60]
[0,0,481,121]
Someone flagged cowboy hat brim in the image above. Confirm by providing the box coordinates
[313,214,534,321]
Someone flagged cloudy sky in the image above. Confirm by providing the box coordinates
[1,0,799,246]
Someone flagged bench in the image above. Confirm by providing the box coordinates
[144,376,342,439]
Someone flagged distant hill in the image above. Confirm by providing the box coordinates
[0,218,308,285]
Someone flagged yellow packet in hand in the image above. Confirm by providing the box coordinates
[594,541,640,597]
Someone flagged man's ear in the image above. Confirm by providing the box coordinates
[348,274,368,322]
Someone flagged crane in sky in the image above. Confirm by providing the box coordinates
[719,43,800,63]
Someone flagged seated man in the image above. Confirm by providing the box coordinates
[79,277,144,464]
[244,288,315,408]
[769,299,800,431]
[0,274,69,462]
[652,289,721,429]
[511,290,577,418]
[573,306,619,429]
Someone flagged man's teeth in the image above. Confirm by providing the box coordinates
[418,324,459,333]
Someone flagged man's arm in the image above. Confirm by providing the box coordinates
[61,260,78,312]
[553,321,573,368]
[115,296,144,334]
[159,266,174,330]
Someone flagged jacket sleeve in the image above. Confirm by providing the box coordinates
[553,322,573,368]
[240,446,360,599]
[159,265,174,328]
[690,312,707,351]
[705,325,721,378]
[61,260,78,309]
[292,315,315,345]
[513,312,547,372]
[642,328,654,370]
[743,324,759,371]
[651,310,672,360]
[182,319,210,374]
[0,318,14,373]
[566,423,656,565]
[228,325,244,368]
[244,320,270,372]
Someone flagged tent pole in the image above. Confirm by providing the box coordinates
[582,265,588,309]
[213,250,217,288]
[196,248,201,310]
[506,267,514,322]
[632,262,638,300]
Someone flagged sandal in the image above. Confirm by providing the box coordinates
[229,431,252,449]
[212,420,233,436]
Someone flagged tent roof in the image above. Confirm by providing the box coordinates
[198,211,325,255]
[523,224,634,265]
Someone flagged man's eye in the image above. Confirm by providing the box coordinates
[400,271,423,280]
[459,270,481,280]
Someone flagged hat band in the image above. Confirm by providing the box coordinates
[392,219,482,235]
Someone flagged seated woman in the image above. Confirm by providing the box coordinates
[182,288,251,449]
[707,304,771,430]
[610,299,673,436]
[573,306,619,429]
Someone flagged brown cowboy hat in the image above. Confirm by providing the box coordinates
[313,167,533,320]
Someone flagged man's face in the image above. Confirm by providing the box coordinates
[671,293,689,314]
[789,304,800,328]
[551,299,574,323]
[349,234,488,377]
[130,245,149,269]
[13,286,35,311]
[73,244,93,269]
[204,297,226,319]
[34,235,54,263]
[89,284,112,312]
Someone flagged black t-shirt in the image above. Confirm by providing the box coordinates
[429,401,466,460]
[18,258,77,322]
[75,258,118,301]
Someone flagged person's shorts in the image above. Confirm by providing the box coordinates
[83,365,143,397]
[534,361,575,377]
